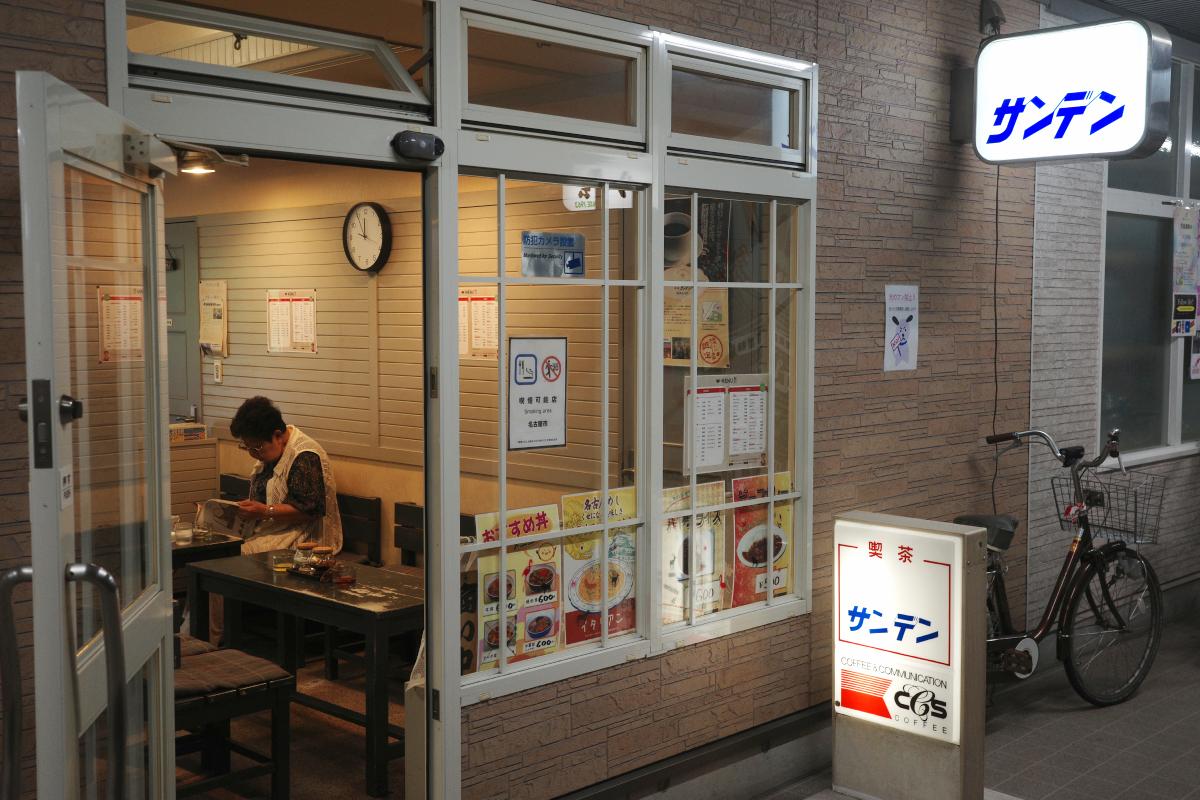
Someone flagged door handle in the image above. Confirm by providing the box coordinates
[59,395,83,423]
[16,398,27,423]
[0,566,33,800]
[66,563,126,800]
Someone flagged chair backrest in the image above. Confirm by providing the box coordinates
[338,493,382,565]
[393,503,475,566]
[219,473,250,501]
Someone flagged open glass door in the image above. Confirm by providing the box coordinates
[17,72,177,798]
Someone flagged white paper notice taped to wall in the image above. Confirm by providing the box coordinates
[198,279,227,357]
[459,286,498,359]
[884,285,918,372]
[266,289,317,354]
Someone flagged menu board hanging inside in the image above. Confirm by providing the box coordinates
[98,285,143,364]
[508,337,567,451]
[683,374,768,475]
[198,279,227,357]
[266,289,317,354]
[458,286,498,359]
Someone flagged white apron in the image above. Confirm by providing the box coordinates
[242,425,342,555]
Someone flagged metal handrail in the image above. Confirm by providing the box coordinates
[66,563,126,800]
[0,566,33,800]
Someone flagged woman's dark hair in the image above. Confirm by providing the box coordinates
[230,396,286,442]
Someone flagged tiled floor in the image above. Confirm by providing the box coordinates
[762,620,1200,800]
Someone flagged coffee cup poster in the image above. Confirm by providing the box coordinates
[884,285,919,372]
[663,197,731,368]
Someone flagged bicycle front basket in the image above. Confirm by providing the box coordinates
[1049,468,1165,544]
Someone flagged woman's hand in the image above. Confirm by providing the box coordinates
[236,500,270,518]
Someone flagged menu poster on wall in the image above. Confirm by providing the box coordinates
[458,286,498,359]
[661,481,726,624]
[561,487,638,645]
[266,289,317,354]
[198,279,227,358]
[1172,206,1200,293]
[98,286,143,364]
[474,505,563,669]
[508,337,568,450]
[663,197,731,281]
[1172,293,1197,337]
[683,374,768,475]
[730,472,793,607]
[884,284,919,372]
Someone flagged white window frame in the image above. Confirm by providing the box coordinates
[454,166,652,705]
[125,0,430,114]
[460,11,647,145]
[666,52,810,167]
[1101,59,1199,464]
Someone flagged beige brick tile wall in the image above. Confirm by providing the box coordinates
[462,0,1039,797]
[0,2,106,794]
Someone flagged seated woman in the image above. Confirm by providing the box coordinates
[209,396,342,644]
[230,396,342,554]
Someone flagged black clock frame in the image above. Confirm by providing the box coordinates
[341,201,392,273]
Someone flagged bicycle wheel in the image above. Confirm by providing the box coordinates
[1062,549,1162,706]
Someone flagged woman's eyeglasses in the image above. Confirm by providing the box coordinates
[237,442,267,456]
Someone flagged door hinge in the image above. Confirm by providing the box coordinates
[431,688,440,720]
[428,366,438,399]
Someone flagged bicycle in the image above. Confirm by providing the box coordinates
[955,428,1164,706]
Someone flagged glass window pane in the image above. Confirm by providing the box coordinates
[1108,63,1181,195]
[167,0,425,50]
[672,68,797,149]
[1191,70,1200,201]
[776,202,804,284]
[466,25,635,126]
[661,504,727,624]
[1101,213,1172,450]
[127,10,422,94]
[1183,337,1200,442]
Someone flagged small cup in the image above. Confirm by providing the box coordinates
[270,552,292,573]
[174,527,193,545]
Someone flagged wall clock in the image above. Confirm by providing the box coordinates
[342,201,392,273]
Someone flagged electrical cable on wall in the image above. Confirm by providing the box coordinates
[991,163,1001,513]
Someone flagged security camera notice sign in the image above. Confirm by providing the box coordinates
[834,516,963,744]
[508,337,567,451]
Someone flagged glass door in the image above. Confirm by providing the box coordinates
[17,72,176,798]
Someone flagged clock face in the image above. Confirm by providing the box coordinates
[342,202,392,272]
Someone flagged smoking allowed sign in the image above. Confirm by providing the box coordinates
[508,337,568,451]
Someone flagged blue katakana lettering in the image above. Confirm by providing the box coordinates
[847,605,883,633]
[987,97,1031,144]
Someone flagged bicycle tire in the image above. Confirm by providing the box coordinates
[1062,549,1162,707]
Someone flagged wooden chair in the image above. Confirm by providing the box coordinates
[174,618,293,800]
[336,493,383,566]
[219,472,250,502]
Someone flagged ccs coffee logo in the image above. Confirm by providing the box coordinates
[894,684,947,721]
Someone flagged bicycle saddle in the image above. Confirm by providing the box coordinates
[953,513,1019,551]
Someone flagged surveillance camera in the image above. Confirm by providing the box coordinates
[391,131,445,162]
[980,0,1005,36]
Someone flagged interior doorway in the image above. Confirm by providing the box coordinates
[164,155,429,798]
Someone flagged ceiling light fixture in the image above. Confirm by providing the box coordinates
[179,152,215,174]
[165,140,249,175]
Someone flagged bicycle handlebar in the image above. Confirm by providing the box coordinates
[986,428,1121,469]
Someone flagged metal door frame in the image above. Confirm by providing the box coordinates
[17,71,178,799]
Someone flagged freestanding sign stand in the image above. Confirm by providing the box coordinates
[833,512,987,800]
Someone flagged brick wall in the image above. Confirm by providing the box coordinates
[1027,10,1200,623]
[0,1,108,795]
[462,1,1039,797]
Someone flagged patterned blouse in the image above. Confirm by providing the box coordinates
[248,451,326,518]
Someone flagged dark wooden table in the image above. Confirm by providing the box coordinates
[171,531,242,571]
[187,552,424,797]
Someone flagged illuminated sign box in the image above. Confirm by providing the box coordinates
[974,19,1172,164]
[833,514,978,745]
